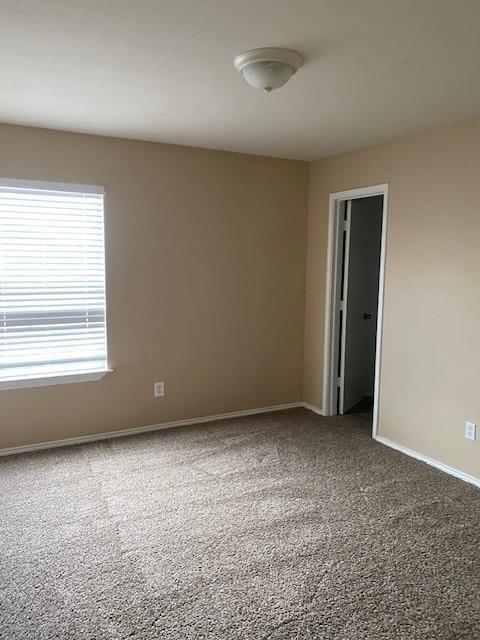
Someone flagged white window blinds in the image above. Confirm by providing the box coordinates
[0,180,107,383]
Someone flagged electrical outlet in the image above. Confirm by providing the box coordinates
[465,421,476,441]
[154,381,165,397]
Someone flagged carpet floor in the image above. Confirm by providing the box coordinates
[1,408,479,639]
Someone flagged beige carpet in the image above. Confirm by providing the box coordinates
[1,408,479,639]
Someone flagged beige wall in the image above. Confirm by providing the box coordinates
[3,116,480,482]
[0,124,308,448]
[304,117,480,479]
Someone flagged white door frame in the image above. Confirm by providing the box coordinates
[322,183,389,438]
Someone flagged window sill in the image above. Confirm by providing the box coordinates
[0,369,113,391]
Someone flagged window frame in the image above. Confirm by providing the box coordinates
[0,177,112,391]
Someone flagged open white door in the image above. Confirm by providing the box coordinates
[339,197,383,414]
[338,201,351,414]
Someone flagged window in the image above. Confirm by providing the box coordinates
[0,179,109,389]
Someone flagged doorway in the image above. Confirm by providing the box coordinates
[322,184,388,438]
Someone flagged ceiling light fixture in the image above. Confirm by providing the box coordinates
[233,47,303,93]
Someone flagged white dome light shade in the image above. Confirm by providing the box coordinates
[241,60,294,92]
[233,48,303,93]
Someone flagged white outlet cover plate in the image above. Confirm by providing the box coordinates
[465,421,476,441]
[154,382,165,397]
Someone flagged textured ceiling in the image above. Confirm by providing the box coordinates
[1,0,480,160]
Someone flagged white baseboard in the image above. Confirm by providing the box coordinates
[301,402,325,416]
[375,435,480,489]
[0,402,307,456]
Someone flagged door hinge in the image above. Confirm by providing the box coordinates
[338,300,345,311]
[336,376,342,387]
[342,220,349,232]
